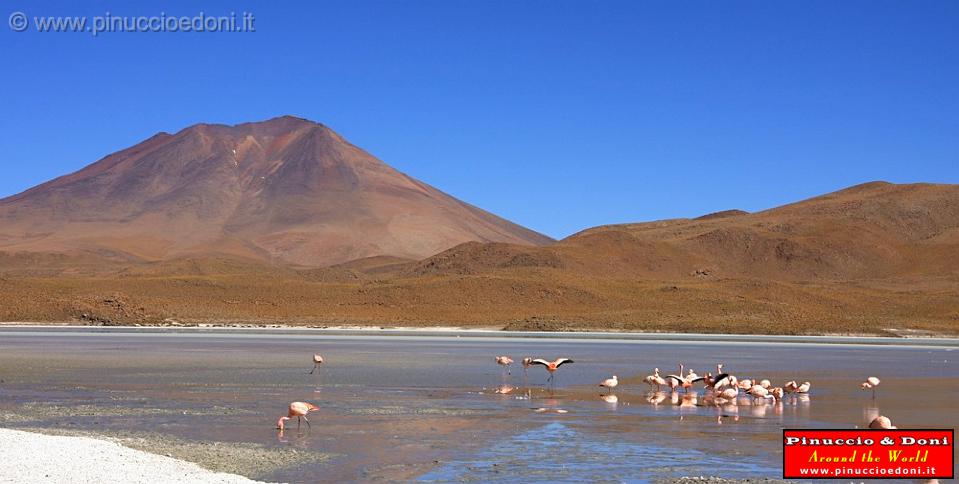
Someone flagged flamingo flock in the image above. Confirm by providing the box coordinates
[277,352,889,437]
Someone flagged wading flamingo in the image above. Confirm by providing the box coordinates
[747,384,771,400]
[599,375,618,394]
[495,356,514,376]
[530,358,574,387]
[667,376,679,392]
[645,368,667,391]
[309,354,324,374]
[277,401,319,430]
[667,364,704,393]
[860,376,880,398]
[705,364,728,389]
[711,370,734,390]
[795,381,811,394]
[521,357,533,377]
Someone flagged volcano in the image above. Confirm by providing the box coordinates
[0,116,552,266]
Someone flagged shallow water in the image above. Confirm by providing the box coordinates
[0,330,956,482]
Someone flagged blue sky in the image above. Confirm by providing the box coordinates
[1,1,956,238]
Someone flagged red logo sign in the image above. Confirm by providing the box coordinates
[783,429,954,479]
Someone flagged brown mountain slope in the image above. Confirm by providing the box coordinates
[0,116,551,267]
[409,181,959,281]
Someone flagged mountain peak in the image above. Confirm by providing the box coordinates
[0,117,552,267]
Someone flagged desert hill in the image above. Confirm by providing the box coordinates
[0,116,551,267]
[408,181,959,281]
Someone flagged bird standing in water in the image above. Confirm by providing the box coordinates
[521,357,534,377]
[861,376,880,398]
[531,358,574,388]
[599,375,619,394]
[309,354,324,374]
[644,368,667,391]
[667,364,704,393]
[495,356,514,376]
[277,401,319,430]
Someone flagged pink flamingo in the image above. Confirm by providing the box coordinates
[495,356,514,376]
[276,401,319,430]
[521,357,533,377]
[860,376,880,398]
[719,387,738,399]
[644,368,667,391]
[530,358,574,387]
[748,384,771,400]
[667,363,704,393]
[599,375,619,394]
[309,354,324,374]
[711,366,735,391]
[704,363,728,389]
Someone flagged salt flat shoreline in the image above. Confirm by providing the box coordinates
[0,322,956,348]
[0,428,264,484]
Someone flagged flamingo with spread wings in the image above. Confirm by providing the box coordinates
[530,358,574,387]
[667,363,704,393]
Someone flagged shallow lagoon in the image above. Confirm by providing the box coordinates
[0,329,955,481]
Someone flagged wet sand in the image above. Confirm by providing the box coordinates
[0,328,956,482]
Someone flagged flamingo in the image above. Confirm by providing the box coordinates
[748,384,771,400]
[705,363,729,389]
[861,376,880,398]
[309,354,324,374]
[599,375,618,394]
[521,357,533,377]
[795,381,811,394]
[276,401,319,430]
[530,358,574,387]
[667,364,704,393]
[784,380,798,393]
[759,379,771,389]
[667,376,679,392]
[719,387,738,399]
[770,387,784,401]
[644,368,667,391]
[495,356,514,376]
[711,371,734,391]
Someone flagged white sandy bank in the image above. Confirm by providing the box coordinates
[0,428,264,484]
